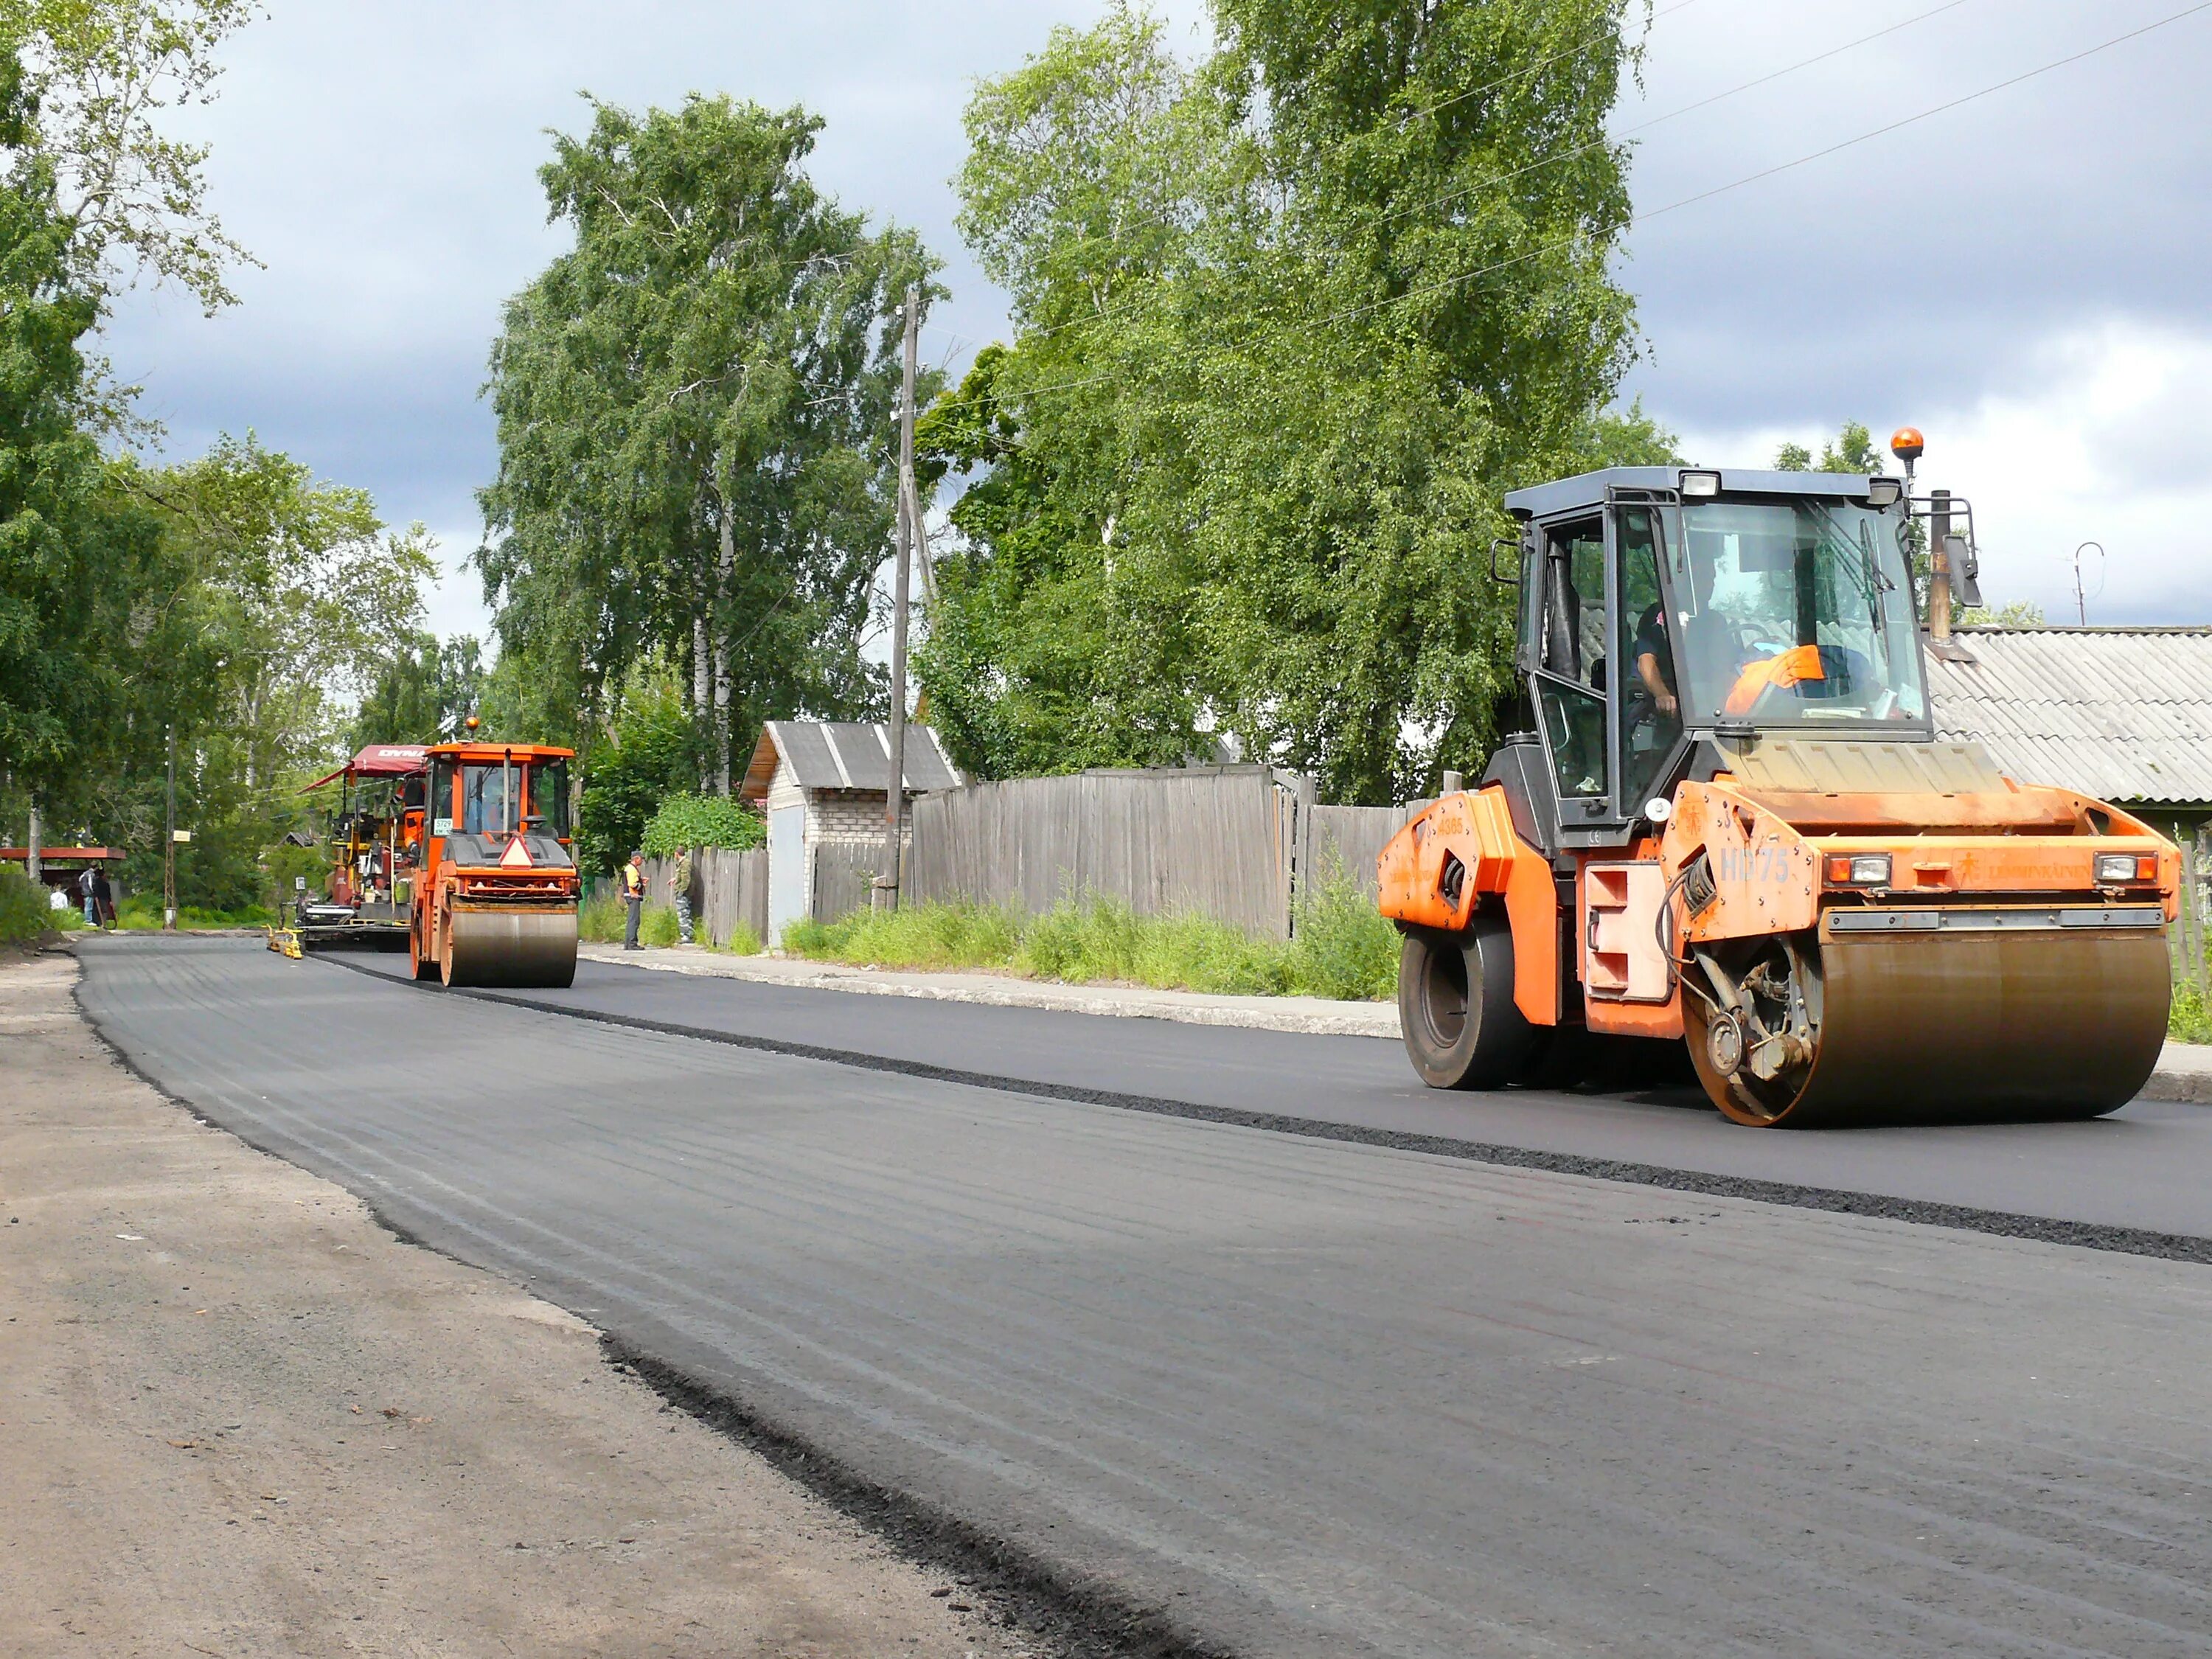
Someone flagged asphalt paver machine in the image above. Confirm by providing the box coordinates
[1379,459,2177,1126]
[293,743,431,950]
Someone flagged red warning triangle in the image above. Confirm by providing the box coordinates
[499,835,532,869]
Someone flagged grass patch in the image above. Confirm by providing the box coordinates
[579,891,627,944]
[719,919,762,956]
[2173,974,2212,1044]
[114,894,275,931]
[782,875,1399,1001]
[639,903,681,947]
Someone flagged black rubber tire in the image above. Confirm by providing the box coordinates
[1397,917,1540,1091]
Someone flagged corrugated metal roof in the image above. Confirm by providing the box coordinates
[741,720,964,801]
[1928,626,2212,807]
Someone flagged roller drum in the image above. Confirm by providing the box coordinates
[1688,922,2171,1127]
[440,904,578,989]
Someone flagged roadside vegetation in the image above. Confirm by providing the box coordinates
[0,868,55,946]
[2171,976,2212,1045]
[783,874,1398,1001]
[114,894,274,931]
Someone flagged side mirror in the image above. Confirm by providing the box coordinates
[1944,532,1981,608]
[1489,535,1521,586]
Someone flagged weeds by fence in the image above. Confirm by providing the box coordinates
[784,872,1398,1001]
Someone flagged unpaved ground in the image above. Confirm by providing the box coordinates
[0,953,1032,1658]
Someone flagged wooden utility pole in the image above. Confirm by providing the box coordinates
[164,726,177,931]
[876,285,919,911]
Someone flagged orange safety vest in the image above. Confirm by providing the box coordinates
[622,863,644,898]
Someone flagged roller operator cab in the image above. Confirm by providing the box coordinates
[1378,466,2180,1127]
[408,742,582,988]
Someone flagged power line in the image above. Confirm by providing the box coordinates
[931,0,2212,419]
[1386,0,1980,225]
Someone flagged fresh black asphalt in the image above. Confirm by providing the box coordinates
[74,938,2212,1658]
[347,946,2212,1245]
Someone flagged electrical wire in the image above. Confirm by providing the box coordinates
[927,0,2212,419]
[1382,0,1979,225]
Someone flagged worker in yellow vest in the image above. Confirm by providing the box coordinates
[621,851,645,950]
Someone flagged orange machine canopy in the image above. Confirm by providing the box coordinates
[302,744,430,792]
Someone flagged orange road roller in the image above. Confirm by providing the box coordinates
[1379,462,2177,1126]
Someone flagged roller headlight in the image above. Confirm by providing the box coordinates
[2094,852,2156,884]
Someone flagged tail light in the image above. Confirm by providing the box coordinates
[1824,853,1891,887]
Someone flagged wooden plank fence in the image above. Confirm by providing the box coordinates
[2175,824,2211,1006]
[595,771,1427,951]
[907,765,1350,939]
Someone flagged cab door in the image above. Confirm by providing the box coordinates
[1528,514,1620,832]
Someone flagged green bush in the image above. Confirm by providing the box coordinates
[0,867,55,946]
[779,886,1398,1001]
[641,793,765,858]
[720,919,762,956]
[639,903,681,947]
[578,891,627,944]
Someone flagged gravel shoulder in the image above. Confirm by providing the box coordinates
[0,952,1032,1659]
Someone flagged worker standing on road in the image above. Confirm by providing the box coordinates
[91,866,114,930]
[669,846,693,945]
[621,851,646,950]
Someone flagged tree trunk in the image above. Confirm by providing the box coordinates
[713,501,734,797]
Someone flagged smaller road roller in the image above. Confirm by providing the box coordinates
[1379,459,2177,1126]
[406,740,580,988]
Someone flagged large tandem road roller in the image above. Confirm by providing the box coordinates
[407,740,581,989]
[1380,456,2178,1126]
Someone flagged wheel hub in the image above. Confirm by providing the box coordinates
[1705,1009,1745,1078]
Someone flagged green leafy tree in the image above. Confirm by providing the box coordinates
[347,631,486,748]
[128,434,435,793]
[919,1,1646,802]
[0,0,259,316]
[574,660,694,876]
[479,94,941,794]
[1775,420,1888,475]
[0,44,117,793]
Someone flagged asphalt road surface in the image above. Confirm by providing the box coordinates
[77,938,2212,1658]
[345,946,2212,1242]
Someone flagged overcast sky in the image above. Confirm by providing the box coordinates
[100,0,2212,638]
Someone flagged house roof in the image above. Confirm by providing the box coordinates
[740,721,964,803]
[1927,625,2212,808]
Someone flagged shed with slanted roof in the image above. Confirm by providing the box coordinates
[1927,625,2212,841]
[739,720,964,942]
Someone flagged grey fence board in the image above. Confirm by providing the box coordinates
[701,847,768,947]
[1308,804,1425,902]
[810,841,881,925]
[908,766,1309,939]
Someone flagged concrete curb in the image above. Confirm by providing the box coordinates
[577,943,1400,1038]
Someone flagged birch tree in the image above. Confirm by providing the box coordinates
[479,94,940,790]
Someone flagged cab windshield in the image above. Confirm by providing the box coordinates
[434,758,571,838]
[1672,498,1927,726]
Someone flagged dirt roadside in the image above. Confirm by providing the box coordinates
[0,953,1033,1659]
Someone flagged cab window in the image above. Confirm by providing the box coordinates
[1534,518,1609,802]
